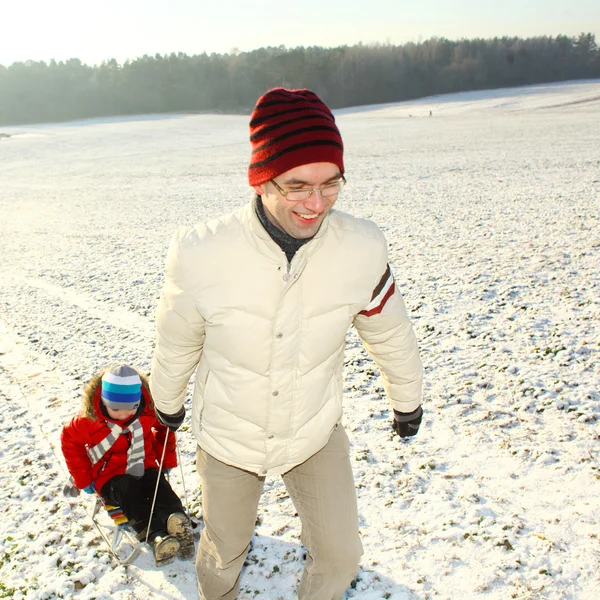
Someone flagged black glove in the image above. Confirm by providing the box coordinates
[392,406,423,438]
[156,406,186,432]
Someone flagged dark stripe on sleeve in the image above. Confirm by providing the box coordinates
[370,264,392,301]
[359,285,395,317]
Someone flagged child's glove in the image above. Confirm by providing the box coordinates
[82,484,96,494]
[392,406,423,438]
[63,482,80,497]
[156,407,186,432]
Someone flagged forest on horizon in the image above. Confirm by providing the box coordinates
[0,33,599,126]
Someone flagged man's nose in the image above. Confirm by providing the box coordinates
[305,189,325,212]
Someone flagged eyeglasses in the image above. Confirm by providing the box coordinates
[270,175,346,202]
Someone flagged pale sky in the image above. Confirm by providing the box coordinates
[2,0,599,67]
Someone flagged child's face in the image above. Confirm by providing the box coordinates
[106,406,137,421]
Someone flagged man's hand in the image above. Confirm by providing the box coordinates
[156,406,186,432]
[392,406,423,438]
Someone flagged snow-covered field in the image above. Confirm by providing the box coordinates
[1,79,599,600]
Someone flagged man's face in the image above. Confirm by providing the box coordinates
[253,162,342,239]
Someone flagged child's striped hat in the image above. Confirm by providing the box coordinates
[248,88,344,186]
[101,365,142,411]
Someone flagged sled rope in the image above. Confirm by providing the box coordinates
[145,427,170,544]
[175,440,192,529]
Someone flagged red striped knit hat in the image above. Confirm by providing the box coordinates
[248,88,344,186]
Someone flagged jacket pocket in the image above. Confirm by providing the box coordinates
[202,370,213,402]
[193,370,212,431]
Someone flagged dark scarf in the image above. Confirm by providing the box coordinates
[255,196,313,263]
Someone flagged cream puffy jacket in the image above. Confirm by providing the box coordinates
[151,198,422,475]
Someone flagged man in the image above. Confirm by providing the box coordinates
[150,88,423,600]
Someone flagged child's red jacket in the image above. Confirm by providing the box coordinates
[61,375,178,493]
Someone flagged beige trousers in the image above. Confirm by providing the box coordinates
[195,425,363,600]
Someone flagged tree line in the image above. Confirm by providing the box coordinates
[0,33,598,126]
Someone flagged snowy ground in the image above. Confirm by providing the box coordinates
[1,79,599,599]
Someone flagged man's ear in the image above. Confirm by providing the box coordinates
[252,184,266,196]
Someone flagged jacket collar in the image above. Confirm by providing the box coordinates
[244,195,331,262]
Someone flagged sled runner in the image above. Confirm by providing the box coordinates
[88,492,200,566]
[90,494,143,565]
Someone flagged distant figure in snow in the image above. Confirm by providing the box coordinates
[151,87,423,599]
[429,110,433,117]
[61,365,194,566]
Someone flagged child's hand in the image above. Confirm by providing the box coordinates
[82,484,96,494]
[63,482,80,497]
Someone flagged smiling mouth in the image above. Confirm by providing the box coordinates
[294,212,319,221]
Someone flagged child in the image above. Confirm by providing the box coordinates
[61,364,194,566]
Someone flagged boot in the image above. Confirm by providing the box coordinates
[167,512,195,560]
[152,534,180,567]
